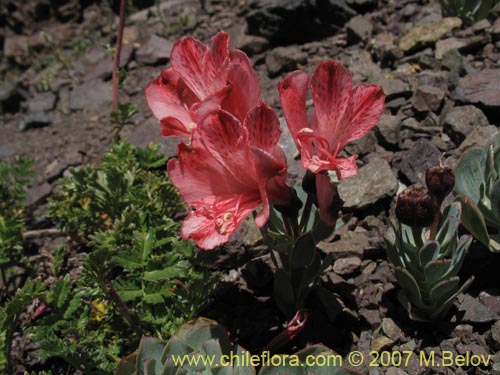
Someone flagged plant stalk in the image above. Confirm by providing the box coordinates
[112,0,126,143]
[298,193,314,234]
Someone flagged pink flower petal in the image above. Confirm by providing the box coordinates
[170,33,229,101]
[309,60,353,149]
[244,101,281,151]
[341,84,385,147]
[278,71,310,143]
[182,193,261,250]
[167,138,247,202]
[144,73,192,133]
[223,50,261,123]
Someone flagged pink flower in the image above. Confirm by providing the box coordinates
[167,102,295,250]
[145,32,260,137]
[279,60,384,225]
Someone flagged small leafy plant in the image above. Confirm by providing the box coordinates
[440,0,495,24]
[455,132,500,252]
[385,166,473,322]
[24,142,216,374]
[0,155,35,289]
[115,317,358,375]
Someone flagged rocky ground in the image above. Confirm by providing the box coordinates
[1,0,500,374]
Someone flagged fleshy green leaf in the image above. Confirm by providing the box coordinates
[456,194,490,248]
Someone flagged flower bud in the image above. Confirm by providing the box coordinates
[425,166,455,201]
[395,184,437,227]
[302,171,317,195]
[274,189,303,217]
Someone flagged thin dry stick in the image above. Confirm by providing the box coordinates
[112,0,126,142]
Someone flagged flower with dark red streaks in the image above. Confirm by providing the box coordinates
[167,102,295,250]
[279,60,384,225]
[145,32,260,137]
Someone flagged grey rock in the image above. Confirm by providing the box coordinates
[82,44,134,82]
[345,130,377,156]
[376,114,400,148]
[459,294,499,323]
[399,139,441,184]
[228,22,270,56]
[399,17,462,53]
[346,0,376,10]
[318,231,370,259]
[442,105,490,145]
[456,125,498,153]
[69,79,112,111]
[341,49,382,82]
[490,320,500,350]
[381,318,403,341]
[412,85,445,112]
[136,35,173,65]
[238,35,270,56]
[359,308,381,327]
[246,0,356,44]
[374,76,411,100]
[450,324,473,340]
[492,18,500,42]
[386,369,408,375]
[479,292,500,315]
[371,33,403,62]
[346,16,373,45]
[441,49,464,78]
[124,117,180,159]
[28,182,52,206]
[3,34,30,65]
[265,46,306,78]
[435,37,468,59]
[338,157,398,210]
[454,69,500,118]
[19,112,52,131]
[0,82,24,113]
[26,92,57,113]
[333,257,361,275]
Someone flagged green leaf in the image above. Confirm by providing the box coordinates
[290,232,316,269]
[424,259,452,284]
[456,194,490,248]
[394,267,425,309]
[429,277,459,305]
[490,180,500,221]
[454,147,486,203]
[273,269,295,317]
[311,285,342,322]
[136,337,165,375]
[418,241,440,267]
[143,262,189,282]
[143,293,164,304]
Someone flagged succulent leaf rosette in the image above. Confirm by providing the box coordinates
[115,318,359,375]
[454,132,500,252]
[386,167,473,322]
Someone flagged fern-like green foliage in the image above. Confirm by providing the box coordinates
[440,0,497,24]
[0,155,35,275]
[33,142,216,374]
[0,278,44,372]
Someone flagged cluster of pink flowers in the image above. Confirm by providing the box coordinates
[145,32,384,250]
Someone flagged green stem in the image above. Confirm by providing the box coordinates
[298,194,314,234]
[0,265,8,289]
[282,213,294,238]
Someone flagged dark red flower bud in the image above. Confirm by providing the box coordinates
[395,184,437,227]
[302,171,317,195]
[274,189,303,217]
[425,166,455,201]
